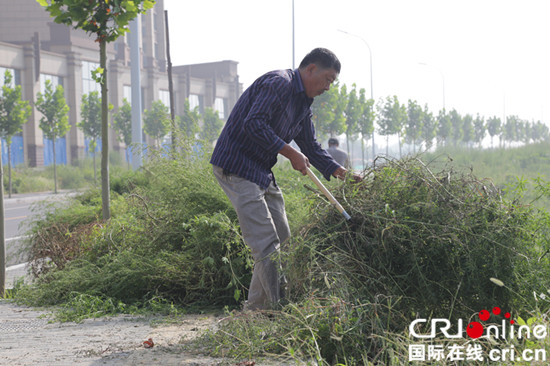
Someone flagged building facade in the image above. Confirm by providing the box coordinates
[0,0,241,167]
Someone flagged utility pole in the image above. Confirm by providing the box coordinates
[129,16,143,170]
[0,139,5,297]
[292,0,295,69]
[164,10,176,154]
[338,30,375,163]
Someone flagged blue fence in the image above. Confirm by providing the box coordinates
[43,137,67,166]
[84,138,101,157]
[1,135,24,166]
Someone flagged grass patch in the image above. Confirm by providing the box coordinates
[14,141,550,364]
[202,155,550,364]
[424,143,550,209]
[4,151,130,194]
[15,140,314,317]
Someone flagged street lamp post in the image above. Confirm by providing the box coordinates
[419,62,445,111]
[338,30,375,163]
[292,0,295,69]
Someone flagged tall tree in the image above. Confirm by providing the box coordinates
[200,107,224,145]
[503,115,519,147]
[395,99,407,157]
[112,98,132,166]
[462,114,474,148]
[486,116,501,149]
[0,70,31,197]
[177,99,200,139]
[311,84,336,142]
[532,121,549,143]
[421,104,436,150]
[357,88,375,167]
[405,99,423,153]
[312,82,347,139]
[37,0,155,220]
[522,121,532,145]
[449,109,463,146]
[329,83,348,138]
[514,119,528,145]
[344,84,361,161]
[473,114,486,148]
[36,80,70,194]
[79,91,102,182]
[436,109,452,146]
[144,99,170,149]
[377,95,405,156]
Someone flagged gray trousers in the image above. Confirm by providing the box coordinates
[213,165,290,310]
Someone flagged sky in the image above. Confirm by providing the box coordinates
[164,0,550,125]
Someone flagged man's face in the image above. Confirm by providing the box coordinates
[303,64,338,98]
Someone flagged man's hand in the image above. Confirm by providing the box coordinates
[279,144,310,175]
[333,166,363,182]
[333,166,347,180]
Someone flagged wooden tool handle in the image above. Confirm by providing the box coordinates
[306,168,351,220]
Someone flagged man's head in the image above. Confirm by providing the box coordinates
[299,48,340,98]
[328,138,339,147]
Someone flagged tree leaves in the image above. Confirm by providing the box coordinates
[37,0,155,43]
[36,80,70,140]
[0,71,31,144]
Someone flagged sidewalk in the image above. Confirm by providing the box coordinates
[0,300,227,365]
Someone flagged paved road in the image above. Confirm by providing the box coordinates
[5,198,33,240]
[5,195,40,266]
[4,191,78,288]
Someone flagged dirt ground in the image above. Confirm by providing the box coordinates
[0,300,254,366]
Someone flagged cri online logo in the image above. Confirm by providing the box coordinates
[467,307,514,339]
[409,306,521,340]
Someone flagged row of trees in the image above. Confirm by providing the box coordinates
[0,69,224,194]
[0,0,156,295]
[312,82,550,160]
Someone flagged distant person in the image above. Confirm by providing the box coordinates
[210,48,360,311]
[327,138,350,168]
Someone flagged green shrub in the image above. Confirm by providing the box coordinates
[15,175,52,193]
[16,142,255,310]
[204,156,550,364]
[289,157,547,319]
[109,167,149,195]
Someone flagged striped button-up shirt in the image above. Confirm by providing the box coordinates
[210,69,340,189]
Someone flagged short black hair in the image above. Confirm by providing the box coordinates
[328,138,339,146]
[299,48,341,74]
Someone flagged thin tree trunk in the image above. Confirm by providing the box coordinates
[346,132,351,158]
[361,133,365,169]
[100,39,110,220]
[349,139,353,167]
[165,10,176,156]
[53,138,58,194]
[398,132,402,158]
[7,145,12,198]
[93,141,97,184]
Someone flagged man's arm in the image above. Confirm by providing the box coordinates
[280,143,349,179]
[241,77,288,156]
[333,166,347,179]
[279,144,310,175]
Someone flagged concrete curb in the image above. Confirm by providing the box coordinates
[4,190,81,205]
